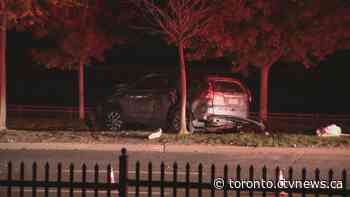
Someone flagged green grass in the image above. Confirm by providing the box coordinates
[7,117,90,131]
[5,117,350,148]
[151,132,350,148]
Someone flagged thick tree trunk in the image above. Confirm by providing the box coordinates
[0,12,7,130]
[259,64,271,128]
[178,41,189,135]
[79,59,85,120]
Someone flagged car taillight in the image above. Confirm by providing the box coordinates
[204,90,214,99]
[213,93,225,105]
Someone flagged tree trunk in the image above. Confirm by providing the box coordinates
[0,11,7,130]
[259,64,271,128]
[79,59,85,121]
[178,41,189,135]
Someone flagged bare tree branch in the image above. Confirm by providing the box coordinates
[137,0,214,45]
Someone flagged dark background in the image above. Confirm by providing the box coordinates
[7,31,350,113]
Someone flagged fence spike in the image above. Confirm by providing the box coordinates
[160,162,165,197]
[136,161,140,197]
[106,164,111,197]
[198,163,203,197]
[262,165,267,179]
[342,169,347,197]
[173,162,178,197]
[121,148,127,155]
[211,164,215,197]
[69,163,74,197]
[236,165,241,197]
[314,168,320,197]
[119,148,128,197]
[32,162,37,197]
[328,169,333,197]
[45,162,50,197]
[57,163,62,197]
[148,162,152,197]
[224,164,229,197]
[262,166,267,197]
[275,166,280,197]
[82,163,87,197]
[94,164,99,197]
[249,165,254,197]
[20,162,24,197]
[288,167,293,197]
[7,161,12,197]
[185,163,190,197]
[301,168,307,197]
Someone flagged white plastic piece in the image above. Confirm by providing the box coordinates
[148,128,162,140]
[316,124,342,137]
[110,167,115,183]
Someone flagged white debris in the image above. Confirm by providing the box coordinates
[148,128,162,140]
[278,169,285,186]
[278,169,288,196]
[316,124,342,137]
[110,167,115,183]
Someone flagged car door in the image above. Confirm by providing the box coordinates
[149,76,176,126]
[124,75,172,124]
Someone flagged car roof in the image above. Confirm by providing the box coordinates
[142,73,245,84]
[207,76,242,83]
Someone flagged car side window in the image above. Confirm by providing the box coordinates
[133,76,170,90]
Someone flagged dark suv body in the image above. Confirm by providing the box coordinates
[93,73,264,132]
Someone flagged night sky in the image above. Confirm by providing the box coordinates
[7,30,350,114]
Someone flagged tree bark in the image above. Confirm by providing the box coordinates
[259,64,271,128]
[178,41,189,135]
[79,59,85,121]
[0,10,7,130]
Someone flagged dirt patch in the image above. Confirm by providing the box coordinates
[0,130,153,144]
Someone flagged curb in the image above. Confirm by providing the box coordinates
[1,143,350,155]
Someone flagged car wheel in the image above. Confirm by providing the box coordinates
[85,112,97,130]
[105,110,123,131]
[168,108,194,133]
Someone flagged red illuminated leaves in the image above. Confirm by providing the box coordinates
[190,0,350,70]
[32,1,131,70]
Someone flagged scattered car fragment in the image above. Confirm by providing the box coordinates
[148,128,163,140]
[316,124,342,137]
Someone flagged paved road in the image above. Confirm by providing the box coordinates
[0,147,349,196]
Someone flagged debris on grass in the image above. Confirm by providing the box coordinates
[2,117,350,148]
[316,124,350,137]
[148,128,162,140]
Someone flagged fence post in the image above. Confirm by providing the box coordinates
[119,148,128,197]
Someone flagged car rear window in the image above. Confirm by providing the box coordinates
[134,76,170,89]
[213,81,244,93]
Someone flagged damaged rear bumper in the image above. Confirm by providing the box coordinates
[204,114,265,131]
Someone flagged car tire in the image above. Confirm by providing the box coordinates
[167,107,194,133]
[105,110,124,131]
[85,112,98,130]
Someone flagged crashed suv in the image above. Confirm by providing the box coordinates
[93,73,264,132]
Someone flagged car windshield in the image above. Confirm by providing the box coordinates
[213,81,244,94]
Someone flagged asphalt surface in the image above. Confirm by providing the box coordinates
[0,146,349,196]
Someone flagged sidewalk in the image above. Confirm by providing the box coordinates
[1,142,350,155]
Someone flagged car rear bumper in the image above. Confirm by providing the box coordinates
[204,114,265,130]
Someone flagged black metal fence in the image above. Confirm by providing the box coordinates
[0,149,349,197]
